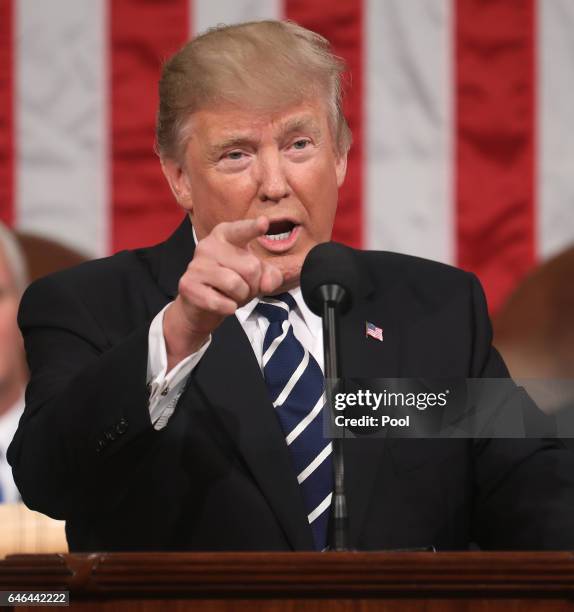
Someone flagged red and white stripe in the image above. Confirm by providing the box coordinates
[1,0,573,312]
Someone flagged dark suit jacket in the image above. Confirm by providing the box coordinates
[8,217,574,551]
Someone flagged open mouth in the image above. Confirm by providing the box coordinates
[265,220,297,241]
[258,219,301,252]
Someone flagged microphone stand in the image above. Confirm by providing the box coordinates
[318,284,349,552]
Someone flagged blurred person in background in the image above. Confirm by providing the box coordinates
[0,223,69,555]
[0,222,27,503]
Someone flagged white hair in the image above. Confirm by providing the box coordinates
[0,222,28,295]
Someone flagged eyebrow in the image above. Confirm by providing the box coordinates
[207,135,256,158]
[278,116,322,141]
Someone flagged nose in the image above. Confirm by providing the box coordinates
[257,149,290,203]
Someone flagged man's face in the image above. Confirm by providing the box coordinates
[164,98,347,289]
[0,248,25,389]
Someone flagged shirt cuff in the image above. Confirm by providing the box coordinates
[147,302,211,430]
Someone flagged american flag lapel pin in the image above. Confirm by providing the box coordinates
[365,321,383,342]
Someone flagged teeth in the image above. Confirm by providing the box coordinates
[265,230,291,241]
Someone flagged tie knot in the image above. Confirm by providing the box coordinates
[256,293,297,323]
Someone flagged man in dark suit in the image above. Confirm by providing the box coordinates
[8,20,574,552]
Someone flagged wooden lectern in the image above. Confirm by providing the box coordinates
[1,552,574,610]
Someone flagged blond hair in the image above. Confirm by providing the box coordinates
[156,20,352,160]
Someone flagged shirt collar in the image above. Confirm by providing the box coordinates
[236,287,321,338]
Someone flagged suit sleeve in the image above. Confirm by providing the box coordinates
[467,273,574,549]
[7,273,161,520]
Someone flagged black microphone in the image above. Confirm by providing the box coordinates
[301,242,358,552]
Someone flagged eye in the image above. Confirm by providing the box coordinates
[291,139,310,150]
[225,150,245,160]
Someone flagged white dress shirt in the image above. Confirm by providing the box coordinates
[0,395,24,503]
[147,288,324,431]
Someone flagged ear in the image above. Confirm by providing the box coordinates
[335,151,348,188]
[161,157,193,212]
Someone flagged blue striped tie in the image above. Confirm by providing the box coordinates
[256,293,333,550]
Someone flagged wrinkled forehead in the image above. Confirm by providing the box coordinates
[183,98,333,148]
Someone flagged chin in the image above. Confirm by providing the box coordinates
[272,253,305,285]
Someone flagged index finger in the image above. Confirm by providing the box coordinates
[217,216,269,247]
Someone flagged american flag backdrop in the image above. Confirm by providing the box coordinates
[0,0,573,313]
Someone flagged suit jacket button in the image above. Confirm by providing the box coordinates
[116,419,128,435]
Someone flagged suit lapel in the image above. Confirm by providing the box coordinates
[191,316,315,550]
[156,216,196,299]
